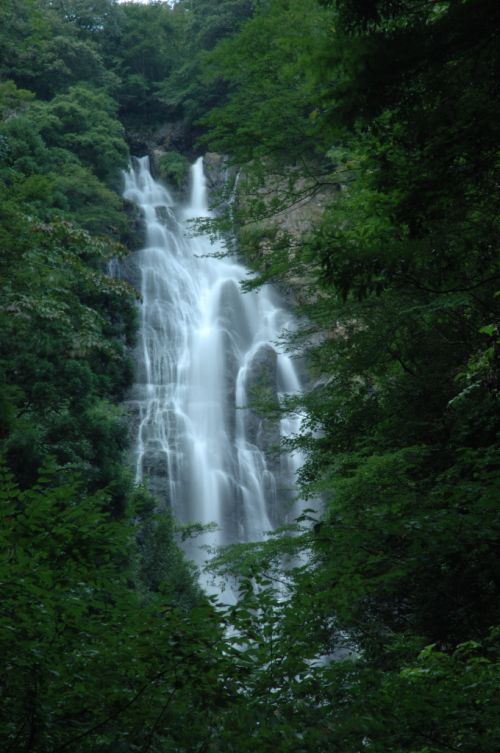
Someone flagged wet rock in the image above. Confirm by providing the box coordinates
[150,148,166,177]
[244,344,281,471]
[122,198,146,251]
[221,331,240,442]
[204,152,239,209]
[151,149,190,192]
[140,448,171,506]
[125,120,191,160]
[218,279,252,352]
[153,121,191,153]
[203,152,228,190]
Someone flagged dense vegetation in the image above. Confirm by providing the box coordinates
[0,2,214,750]
[1,0,499,751]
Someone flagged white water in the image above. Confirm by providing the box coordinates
[123,156,303,578]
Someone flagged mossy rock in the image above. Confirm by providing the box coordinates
[154,150,190,189]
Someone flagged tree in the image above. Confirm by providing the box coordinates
[0,465,226,752]
[195,0,500,748]
[157,0,257,135]
[31,85,128,184]
[0,0,115,99]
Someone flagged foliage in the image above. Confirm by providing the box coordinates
[31,84,128,184]
[0,5,235,750]
[201,560,500,752]
[200,0,328,162]
[195,0,500,748]
[0,212,135,493]
[158,0,257,132]
[0,0,116,99]
[156,149,191,188]
[104,1,179,128]
[0,465,225,752]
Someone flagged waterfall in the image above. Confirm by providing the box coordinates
[123,156,303,579]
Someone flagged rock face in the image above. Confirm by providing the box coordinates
[125,120,191,162]
[203,152,229,191]
[235,167,338,304]
[150,148,166,177]
[203,152,239,208]
[151,149,190,190]
[122,198,146,256]
[242,343,286,528]
[125,400,172,506]
[218,278,253,441]
[243,344,281,473]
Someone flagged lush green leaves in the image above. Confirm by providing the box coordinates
[0,466,223,752]
[194,0,500,749]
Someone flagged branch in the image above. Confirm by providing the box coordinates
[50,669,171,753]
[5,719,27,753]
[399,273,500,295]
[386,346,418,377]
[141,687,177,753]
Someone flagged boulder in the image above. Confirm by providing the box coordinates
[243,344,281,471]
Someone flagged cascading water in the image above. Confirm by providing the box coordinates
[123,156,303,580]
